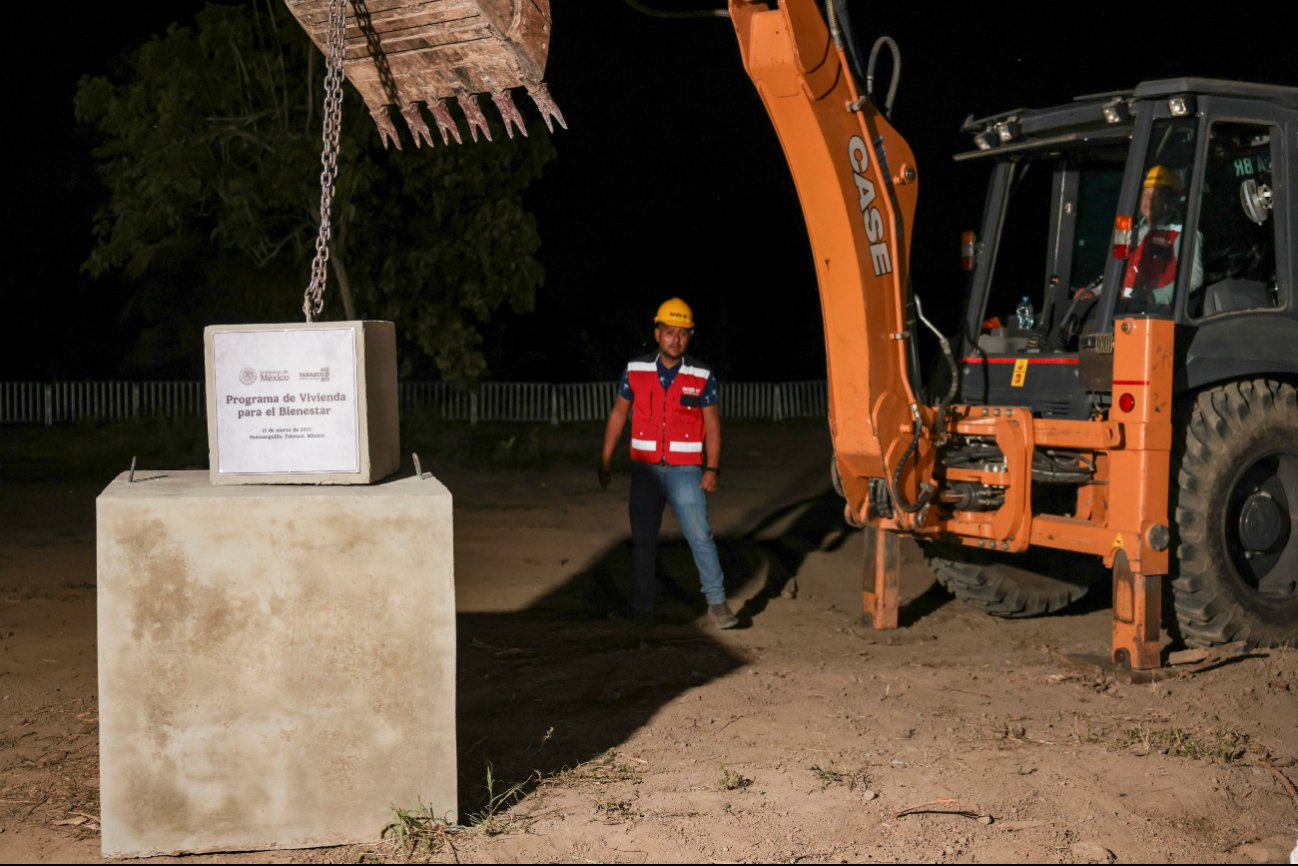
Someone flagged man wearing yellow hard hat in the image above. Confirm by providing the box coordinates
[599,298,738,630]
[1121,164,1203,308]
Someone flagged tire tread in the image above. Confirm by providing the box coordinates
[1173,379,1298,648]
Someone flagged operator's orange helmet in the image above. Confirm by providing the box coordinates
[1143,165,1183,193]
[654,297,695,330]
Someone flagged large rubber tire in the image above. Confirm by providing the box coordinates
[1173,380,1298,648]
[923,542,1099,618]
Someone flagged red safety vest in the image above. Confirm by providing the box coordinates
[1122,224,1182,297]
[626,355,710,465]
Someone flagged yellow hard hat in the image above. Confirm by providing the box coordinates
[654,297,695,329]
[1143,165,1183,192]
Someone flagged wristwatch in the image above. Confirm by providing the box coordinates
[704,466,721,476]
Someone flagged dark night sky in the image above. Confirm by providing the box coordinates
[5,2,1294,383]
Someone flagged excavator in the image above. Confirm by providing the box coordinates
[283,0,1298,669]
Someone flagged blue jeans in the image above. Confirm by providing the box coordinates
[629,461,727,612]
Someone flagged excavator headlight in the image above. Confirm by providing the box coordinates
[995,120,1020,142]
[1168,95,1195,117]
[973,130,998,151]
[1102,98,1129,124]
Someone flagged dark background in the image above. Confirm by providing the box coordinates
[5,1,1293,384]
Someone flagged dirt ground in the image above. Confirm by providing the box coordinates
[1,420,1296,864]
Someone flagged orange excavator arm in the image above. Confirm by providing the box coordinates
[728,0,933,528]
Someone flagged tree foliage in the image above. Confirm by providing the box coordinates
[75,0,554,384]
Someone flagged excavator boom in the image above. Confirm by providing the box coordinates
[729,0,929,527]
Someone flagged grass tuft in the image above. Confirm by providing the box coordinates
[1118,724,1250,762]
[380,799,456,860]
[466,763,535,836]
[543,749,645,788]
[717,766,752,791]
[809,763,869,790]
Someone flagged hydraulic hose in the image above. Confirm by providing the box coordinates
[828,0,870,93]
[866,36,901,118]
[889,416,935,515]
[914,294,959,437]
[829,2,900,118]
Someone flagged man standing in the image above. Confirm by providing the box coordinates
[599,298,738,629]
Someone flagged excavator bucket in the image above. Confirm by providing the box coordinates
[284,0,566,149]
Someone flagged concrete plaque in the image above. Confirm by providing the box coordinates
[205,321,399,485]
[212,327,360,474]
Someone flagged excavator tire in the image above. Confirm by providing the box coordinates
[1172,380,1298,648]
[923,543,1098,618]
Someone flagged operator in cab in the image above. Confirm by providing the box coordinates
[1119,164,1203,311]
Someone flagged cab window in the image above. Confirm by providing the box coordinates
[984,156,1122,341]
[1189,121,1282,318]
[1116,118,1198,316]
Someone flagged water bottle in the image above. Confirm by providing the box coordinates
[1015,296,1035,331]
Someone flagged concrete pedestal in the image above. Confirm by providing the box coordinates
[96,471,455,858]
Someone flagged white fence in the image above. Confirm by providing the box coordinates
[1,381,204,427]
[2,380,827,426]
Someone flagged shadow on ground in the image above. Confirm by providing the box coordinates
[450,484,944,815]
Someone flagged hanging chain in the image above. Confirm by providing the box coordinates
[303,0,348,322]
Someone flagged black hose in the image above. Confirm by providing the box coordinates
[866,35,900,117]
[829,0,870,90]
[889,418,934,514]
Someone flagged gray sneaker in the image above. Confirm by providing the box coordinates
[708,602,738,629]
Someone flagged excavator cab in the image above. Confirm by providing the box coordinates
[956,80,1297,424]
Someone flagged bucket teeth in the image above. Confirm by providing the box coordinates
[367,83,566,148]
[491,90,528,139]
[527,82,567,133]
[458,93,492,143]
[428,99,462,145]
[370,106,402,151]
[400,103,436,148]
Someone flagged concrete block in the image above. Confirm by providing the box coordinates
[205,321,400,485]
[96,471,455,858]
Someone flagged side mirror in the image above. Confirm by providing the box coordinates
[1240,178,1273,226]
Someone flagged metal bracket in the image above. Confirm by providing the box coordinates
[412,453,432,480]
[126,455,166,484]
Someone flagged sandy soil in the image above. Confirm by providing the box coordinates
[1,421,1296,863]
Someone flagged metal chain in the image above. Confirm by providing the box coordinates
[303,0,348,322]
